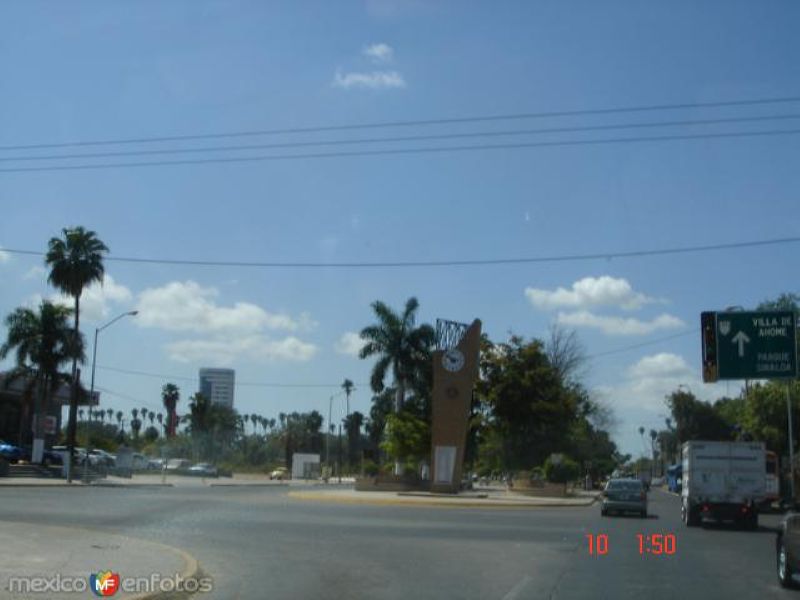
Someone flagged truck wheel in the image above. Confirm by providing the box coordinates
[778,541,795,588]
[683,503,699,527]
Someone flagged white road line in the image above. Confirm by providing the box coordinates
[502,575,535,600]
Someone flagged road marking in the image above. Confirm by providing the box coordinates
[502,575,534,600]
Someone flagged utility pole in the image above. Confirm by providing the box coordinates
[338,423,342,484]
[788,382,795,504]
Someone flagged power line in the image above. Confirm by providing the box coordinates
[587,329,699,360]
[2,127,800,173]
[4,113,800,162]
[96,364,368,389]
[2,95,799,151]
[4,235,800,269]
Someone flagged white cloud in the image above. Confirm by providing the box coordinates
[628,353,693,381]
[166,335,317,365]
[135,281,310,334]
[46,274,133,321]
[556,310,684,336]
[525,276,656,311]
[335,332,366,357]
[333,70,406,90]
[23,265,47,280]
[0,249,9,263]
[363,43,394,63]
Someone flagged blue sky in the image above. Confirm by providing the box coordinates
[1,0,799,458]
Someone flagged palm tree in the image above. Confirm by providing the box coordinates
[250,414,258,435]
[161,383,180,437]
[242,414,250,434]
[342,379,354,418]
[0,301,83,455]
[130,408,141,438]
[78,408,85,421]
[46,226,108,480]
[359,298,434,475]
[148,410,155,427]
[359,297,434,414]
[115,410,123,430]
[106,408,113,422]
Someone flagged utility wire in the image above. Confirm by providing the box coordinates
[2,127,799,173]
[4,113,800,162]
[4,236,800,269]
[2,95,799,151]
[587,329,699,360]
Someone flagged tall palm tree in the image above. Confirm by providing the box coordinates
[359,298,434,475]
[250,414,258,434]
[130,408,141,438]
[157,412,164,436]
[0,301,83,454]
[46,226,108,480]
[242,414,250,434]
[147,410,155,427]
[341,379,354,418]
[106,408,113,422]
[161,383,180,437]
[359,297,434,413]
[115,410,123,430]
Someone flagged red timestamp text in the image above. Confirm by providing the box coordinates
[585,533,677,556]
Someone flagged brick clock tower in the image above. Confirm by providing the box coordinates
[430,319,482,494]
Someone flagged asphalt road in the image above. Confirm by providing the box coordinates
[0,486,795,599]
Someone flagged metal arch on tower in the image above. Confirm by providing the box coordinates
[435,319,469,351]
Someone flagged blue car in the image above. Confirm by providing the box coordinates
[0,441,25,463]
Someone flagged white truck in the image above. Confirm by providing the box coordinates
[681,440,765,528]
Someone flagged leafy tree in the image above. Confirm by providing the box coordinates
[477,335,578,470]
[0,302,85,452]
[344,410,365,466]
[666,388,734,444]
[143,426,159,443]
[543,455,580,484]
[381,410,430,472]
[741,381,800,457]
[46,226,108,479]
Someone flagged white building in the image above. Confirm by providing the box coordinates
[198,368,235,408]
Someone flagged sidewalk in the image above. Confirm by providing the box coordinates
[288,487,601,508]
[0,473,355,488]
[0,521,201,599]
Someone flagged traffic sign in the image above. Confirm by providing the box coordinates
[702,310,797,381]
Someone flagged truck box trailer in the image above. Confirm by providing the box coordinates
[681,440,765,528]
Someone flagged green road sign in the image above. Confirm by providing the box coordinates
[711,311,797,380]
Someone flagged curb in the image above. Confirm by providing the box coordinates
[129,540,203,600]
[208,482,285,487]
[288,490,598,509]
[0,520,203,600]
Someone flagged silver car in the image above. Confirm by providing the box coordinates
[601,478,648,518]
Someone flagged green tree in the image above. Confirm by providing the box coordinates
[130,409,142,439]
[666,388,734,444]
[543,455,580,484]
[344,410,365,466]
[45,226,108,480]
[477,335,578,471]
[161,383,180,437]
[359,297,434,474]
[381,411,430,474]
[741,381,800,457]
[0,302,84,454]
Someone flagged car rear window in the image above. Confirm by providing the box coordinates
[607,480,643,491]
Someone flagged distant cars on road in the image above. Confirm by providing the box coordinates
[269,467,289,480]
[601,478,648,518]
[188,463,218,477]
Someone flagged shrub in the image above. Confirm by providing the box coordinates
[543,455,580,484]
[362,460,380,476]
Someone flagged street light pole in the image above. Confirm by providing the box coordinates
[82,310,138,483]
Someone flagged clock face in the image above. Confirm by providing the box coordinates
[442,349,465,372]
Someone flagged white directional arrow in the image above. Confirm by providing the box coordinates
[731,331,751,357]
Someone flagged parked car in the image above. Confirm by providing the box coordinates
[777,513,800,588]
[166,458,192,472]
[0,441,24,463]
[189,463,218,477]
[88,449,116,467]
[269,467,289,480]
[147,458,166,470]
[601,478,648,518]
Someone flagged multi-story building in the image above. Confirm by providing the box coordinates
[198,368,235,408]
